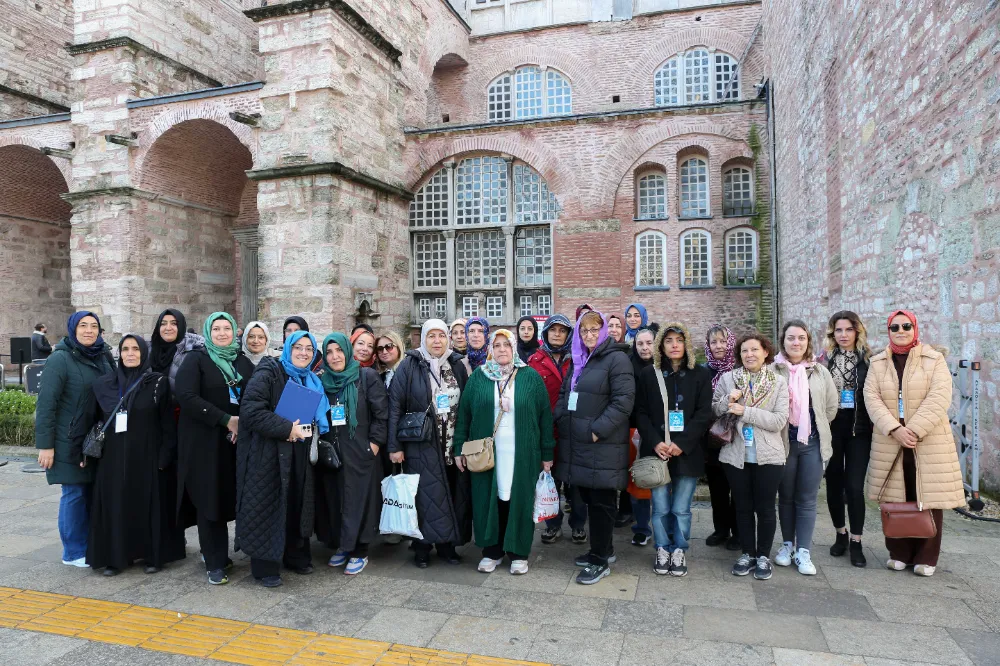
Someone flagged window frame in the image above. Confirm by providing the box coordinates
[635,171,668,221]
[679,157,711,219]
[724,226,759,285]
[654,48,740,108]
[487,65,573,122]
[679,228,713,287]
[722,166,754,217]
[635,230,669,288]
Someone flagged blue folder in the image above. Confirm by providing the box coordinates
[275,379,323,425]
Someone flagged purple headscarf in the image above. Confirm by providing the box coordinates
[570,311,609,390]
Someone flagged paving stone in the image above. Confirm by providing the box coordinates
[683,605,828,651]
[941,536,1000,556]
[965,599,1000,633]
[480,563,573,594]
[256,594,381,635]
[54,565,150,600]
[526,625,624,666]
[490,589,608,629]
[328,574,423,607]
[168,578,288,623]
[863,591,989,629]
[618,632,774,666]
[17,542,64,563]
[601,598,683,634]
[818,617,973,665]
[0,628,84,664]
[771,648,866,665]
[635,576,757,610]
[108,574,205,607]
[962,574,1000,600]
[822,564,979,599]
[0,534,55,557]
[45,640,213,665]
[0,556,36,577]
[383,558,486,586]
[563,570,637,600]
[946,629,1000,666]
[428,614,540,661]
[353,607,451,647]
[864,659,957,666]
[403,581,502,617]
[755,585,876,619]
[0,560,92,591]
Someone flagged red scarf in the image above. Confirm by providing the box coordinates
[887,310,919,355]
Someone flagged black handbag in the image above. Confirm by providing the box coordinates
[397,406,434,443]
[81,388,134,459]
[317,432,342,470]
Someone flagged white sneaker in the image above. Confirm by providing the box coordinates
[509,560,528,575]
[794,548,816,575]
[775,542,794,567]
[914,564,936,577]
[886,558,907,571]
[477,557,502,573]
[62,557,88,568]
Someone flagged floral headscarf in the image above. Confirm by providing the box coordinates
[483,329,527,381]
[704,325,736,390]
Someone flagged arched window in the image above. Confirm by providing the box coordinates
[725,227,758,285]
[636,172,667,220]
[679,157,709,218]
[723,167,753,216]
[487,66,573,122]
[680,229,712,286]
[636,231,667,287]
[654,48,740,107]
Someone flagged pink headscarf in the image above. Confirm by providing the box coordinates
[570,312,608,390]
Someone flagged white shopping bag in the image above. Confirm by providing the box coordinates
[379,473,423,539]
[532,471,560,523]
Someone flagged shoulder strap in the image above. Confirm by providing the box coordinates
[654,369,673,446]
[491,369,517,437]
[877,448,906,504]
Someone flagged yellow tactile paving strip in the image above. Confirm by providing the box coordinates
[0,587,549,666]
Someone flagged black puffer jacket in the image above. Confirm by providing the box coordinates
[554,337,635,489]
[234,357,314,563]
[387,350,471,545]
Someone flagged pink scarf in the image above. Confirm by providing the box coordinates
[775,352,813,444]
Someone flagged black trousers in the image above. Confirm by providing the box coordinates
[705,456,738,537]
[724,463,783,558]
[196,513,229,571]
[825,418,871,535]
[577,486,617,565]
[250,537,312,578]
[483,499,527,561]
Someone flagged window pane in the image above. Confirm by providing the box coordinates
[637,173,666,220]
[515,226,552,287]
[456,156,508,225]
[546,70,572,115]
[537,294,551,315]
[515,66,543,119]
[682,231,711,286]
[654,57,680,106]
[680,158,709,217]
[409,169,449,227]
[414,232,447,288]
[462,296,478,317]
[684,49,711,103]
[456,229,506,287]
[486,296,504,319]
[435,297,447,319]
[723,167,753,216]
[514,164,559,223]
[715,54,739,101]
[726,230,757,283]
[418,298,431,320]
[520,295,533,317]
[636,232,665,287]
[488,74,512,122]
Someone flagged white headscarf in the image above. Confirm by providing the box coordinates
[241,321,274,366]
[417,318,451,381]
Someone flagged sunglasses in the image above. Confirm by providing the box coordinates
[376,343,396,353]
[888,323,913,332]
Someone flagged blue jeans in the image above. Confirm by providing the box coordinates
[546,484,588,531]
[631,496,651,537]
[779,427,824,551]
[58,483,91,561]
[651,475,698,551]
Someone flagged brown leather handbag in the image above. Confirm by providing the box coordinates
[707,413,739,449]
[878,449,937,539]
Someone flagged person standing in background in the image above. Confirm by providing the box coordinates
[31,323,52,361]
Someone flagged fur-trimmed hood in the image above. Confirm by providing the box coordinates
[652,322,697,371]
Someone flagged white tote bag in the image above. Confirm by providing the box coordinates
[379,473,424,540]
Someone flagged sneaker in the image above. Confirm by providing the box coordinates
[509,560,529,575]
[754,555,773,580]
[575,550,616,567]
[144,565,161,574]
[207,569,229,585]
[631,533,649,547]
[732,553,754,576]
[345,557,368,576]
[478,557,503,573]
[886,558,907,571]
[258,575,282,588]
[669,548,688,577]
[571,528,588,544]
[775,542,794,567]
[654,547,670,575]
[794,548,816,575]
[541,527,562,544]
[102,566,120,577]
[289,564,313,575]
[328,550,349,567]
[725,535,741,551]
[62,557,88,568]
[576,563,610,585]
[614,512,634,528]
[914,564,936,577]
[705,531,728,547]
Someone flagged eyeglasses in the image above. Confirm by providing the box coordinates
[888,323,913,332]
[376,343,396,353]
[581,327,601,335]
[291,345,315,354]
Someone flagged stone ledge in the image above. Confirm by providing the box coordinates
[245,162,414,201]
[0,84,70,113]
[244,0,403,64]
[65,37,222,88]
[60,186,237,216]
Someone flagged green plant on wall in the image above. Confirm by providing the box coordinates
[746,123,773,334]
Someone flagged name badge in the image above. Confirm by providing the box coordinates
[840,389,856,409]
[229,388,239,405]
[742,424,754,447]
[435,392,450,415]
[898,397,905,420]
[668,410,685,432]
[568,391,579,411]
[330,403,347,426]
[115,411,128,433]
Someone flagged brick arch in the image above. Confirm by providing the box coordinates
[0,144,71,223]
[0,135,72,187]
[470,45,599,104]
[630,26,750,91]
[135,103,256,176]
[720,153,755,170]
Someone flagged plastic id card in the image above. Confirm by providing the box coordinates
[839,389,855,409]
[331,403,347,426]
[742,424,754,447]
[668,410,685,432]
[435,392,450,415]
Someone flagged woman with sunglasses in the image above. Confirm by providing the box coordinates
[864,311,964,577]
[374,331,405,388]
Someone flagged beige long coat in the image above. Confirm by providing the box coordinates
[863,344,965,509]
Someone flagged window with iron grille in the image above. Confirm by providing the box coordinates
[520,295,533,317]
[654,57,680,106]
[488,66,573,122]
[514,164,560,223]
[409,169,449,227]
[537,294,551,315]
[637,173,667,220]
[723,167,753,216]
[462,296,478,318]
[488,74,512,122]
[680,158,709,217]
[515,226,552,287]
[418,298,431,321]
[456,156,507,225]
[414,232,447,288]
[726,229,757,284]
[715,54,739,101]
[456,229,506,287]
[515,66,543,119]
[636,231,667,287]
[654,49,740,107]
[546,70,572,115]
[486,296,504,320]
[681,230,712,286]
[435,297,447,319]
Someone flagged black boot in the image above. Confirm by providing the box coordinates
[849,540,867,568]
[706,531,729,547]
[830,531,848,557]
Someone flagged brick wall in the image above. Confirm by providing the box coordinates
[762,0,1000,491]
[0,0,73,116]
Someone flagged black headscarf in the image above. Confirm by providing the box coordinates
[150,309,186,373]
[93,334,155,414]
[515,316,540,363]
[282,316,310,340]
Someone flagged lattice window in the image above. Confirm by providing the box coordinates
[515,66,543,119]
[636,231,666,287]
[726,229,758,284]
[409,169,449,227]
[461,296,478,318]
[654,57,680,107]
[655,49,739,106]
[519,295,533,317]
[546,69,572,115]
[488,74,512,122]
[414,232,447,288]
[684,49,711,103]
[418,298,431,320]
[637,173,667,220]
[456,229,506,287]
[681,230,712,286]
[486,296,504,319]
[723,167,753,216]
[537,294,551,315]
[515,226,552,287]
[514,164,559,223]
[715,54,739,101]
[456,156,508,225]
[680,158,709,218]
[435,297,447,319]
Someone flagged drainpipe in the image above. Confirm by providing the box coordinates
[765,79,780,341]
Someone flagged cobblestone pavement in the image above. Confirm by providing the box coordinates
[0,456,997,666]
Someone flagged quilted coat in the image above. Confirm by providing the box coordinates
[773,360,839,466]
[863,344,965,509]
[712,370,790,469]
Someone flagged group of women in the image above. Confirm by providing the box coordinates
[34,303,964,588]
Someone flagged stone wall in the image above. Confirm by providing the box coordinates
[762,0,1000,490]
[0,0,73,118]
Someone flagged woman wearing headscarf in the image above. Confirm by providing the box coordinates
[281,316,309,342]
[607,314,625,344]
[703,325,739,550]
[624,324,658,546]
[314,332,388,576]
[176,312,254,585]
[554,311,635,585]
[241,321,278,367]
[150,309,204,392]
[374,330,406,388]
[623,304,649,344]
[864,310,964,577]
[351,328,377,368]
[388,319,471,567]
[454,330,554,575]
[35,311,115,567]
[450,319,468,356]
[575,304,593,321]
[71,335,184,576]
[236,331,329,587]
[515,316,540,363]
[461,317,490,376]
